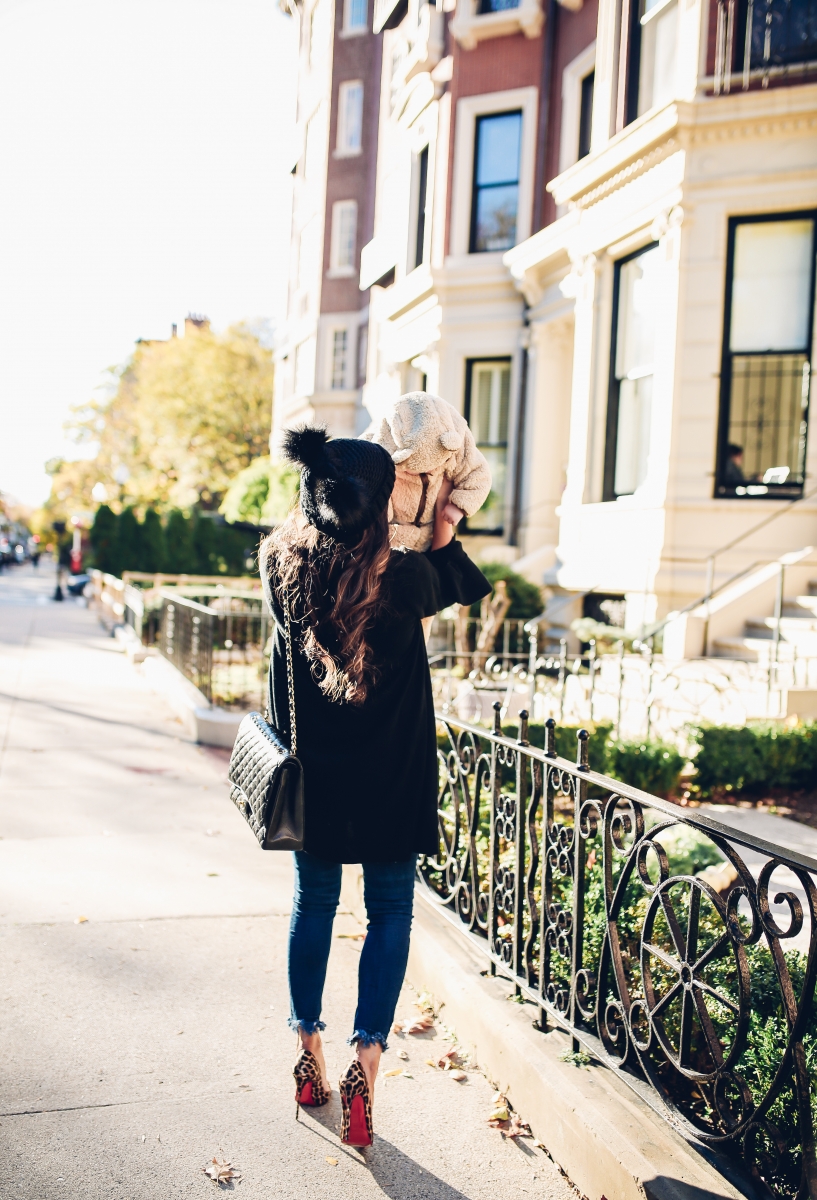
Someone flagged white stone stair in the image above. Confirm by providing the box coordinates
[712,581,817,661]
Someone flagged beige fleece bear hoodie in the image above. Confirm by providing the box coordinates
[362,391,492,551]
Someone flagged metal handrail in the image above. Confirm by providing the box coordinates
[639,482,817,645]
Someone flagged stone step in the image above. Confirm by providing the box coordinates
[744,617,817,646]
[711,636,801,662]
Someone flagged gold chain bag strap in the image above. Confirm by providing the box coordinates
[227,588,304,850]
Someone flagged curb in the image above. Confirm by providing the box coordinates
[141,654,246,747]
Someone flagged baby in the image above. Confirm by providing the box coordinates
[362,391,492,552]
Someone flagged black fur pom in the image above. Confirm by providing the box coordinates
[281,425,330,470]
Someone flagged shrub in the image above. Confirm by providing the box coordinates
[606,738,685,797]
[219,456,299,526]
[690,722,817,798]
[472,563,543,620]
[141,508,165,572]
[89,504,118,574]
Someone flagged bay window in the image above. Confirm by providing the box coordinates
[716,213,816,498]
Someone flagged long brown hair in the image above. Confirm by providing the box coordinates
[262,507,392,705]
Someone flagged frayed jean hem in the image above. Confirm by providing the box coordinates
[348,1029,389,1052]
[288,1018,326,1035]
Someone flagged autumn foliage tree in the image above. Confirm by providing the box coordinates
[60,320,273,514]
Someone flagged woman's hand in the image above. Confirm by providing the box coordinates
[431,477,455,550]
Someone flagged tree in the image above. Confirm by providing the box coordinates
[62,321,274,513]
[165,510,196,574]
[89,505,118,574]
[116,507,142,574]
[219,456,299,525]
[141,508,165,572]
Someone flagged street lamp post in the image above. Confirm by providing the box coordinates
[52,521,66,601]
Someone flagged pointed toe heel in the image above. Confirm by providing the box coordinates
[339,1059,373,1147]
[293,1048,330,1118]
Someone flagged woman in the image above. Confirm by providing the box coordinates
[260,425,490,1147]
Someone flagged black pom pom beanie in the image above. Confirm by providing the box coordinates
[280,425,395,543]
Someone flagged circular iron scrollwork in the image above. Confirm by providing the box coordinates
[640,874,750,1081]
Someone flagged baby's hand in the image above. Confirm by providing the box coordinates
[441,502,464,526]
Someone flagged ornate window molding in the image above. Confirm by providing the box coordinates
[450,0,543,49]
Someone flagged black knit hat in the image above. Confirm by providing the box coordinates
[281,425,395,543]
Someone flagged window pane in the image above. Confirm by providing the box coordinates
[468,362,510,531]
[331,330,348,389]
[725,354,809,486]
[474,184,519,252]
[730,219,814,352]
[614,247,661,380]
[334,201,356,269]
[614,375,653,495]
[347,0,367,28]
[478,0,520,13]
[578,71,594,160]
[339,82,363,152]
[475,113,521,186]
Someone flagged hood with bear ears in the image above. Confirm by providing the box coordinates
[369,392,466,475]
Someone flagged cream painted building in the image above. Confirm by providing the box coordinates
[505,14,817,648]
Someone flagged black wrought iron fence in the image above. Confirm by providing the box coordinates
[159,595,215,702]
[157,591,270,710]
[420,705,817,1199]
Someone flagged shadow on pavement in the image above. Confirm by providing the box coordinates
[301,1103,472,1197]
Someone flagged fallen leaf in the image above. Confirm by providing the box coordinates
[336,933,365,940]
[424,1058,437,1068]
[75,916,88,924]
[402,1071,413,1078]
[397,1049,409,1061]
[202,1156,241,1185]
[407,1015,434,1034]
[392,1022,404,1033]
[449,1069,467,1081]
[325,1157,338,1166]
[491,1091,507,1105]
[488,1106,509,1122]
[505,1113,532,1139]
[207,872,219,877]
[384,1068,403,1077]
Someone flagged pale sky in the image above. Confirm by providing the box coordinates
[0,0,298,507]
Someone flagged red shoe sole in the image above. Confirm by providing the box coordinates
[297,1082,314,1106]
[344,1094,372,1147]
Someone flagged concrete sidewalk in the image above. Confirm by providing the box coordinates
[0,565,574,1200]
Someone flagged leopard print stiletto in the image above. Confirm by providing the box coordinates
[339,1058,373,1147]
[293,1047,330,1118]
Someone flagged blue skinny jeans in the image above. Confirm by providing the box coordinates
[288,850,417,1051]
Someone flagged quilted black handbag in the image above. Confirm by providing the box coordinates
[228,593,304,851]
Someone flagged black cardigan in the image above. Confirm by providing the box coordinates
[260,539,490,863]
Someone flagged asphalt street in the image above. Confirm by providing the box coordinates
[0,563,576,1200]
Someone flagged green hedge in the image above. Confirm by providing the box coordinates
[690,722,817,798]
[89,504,259,577]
